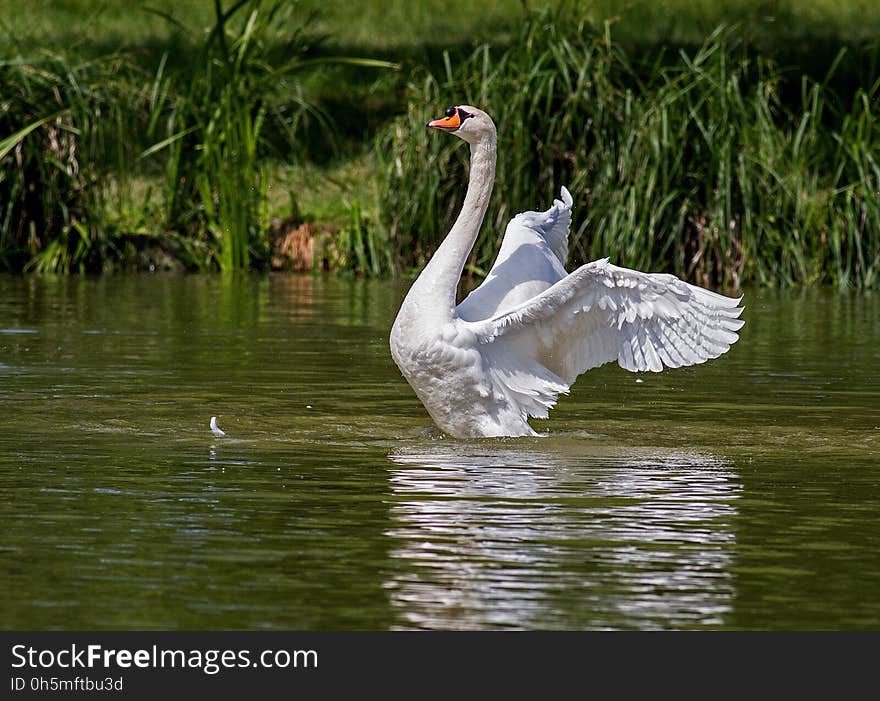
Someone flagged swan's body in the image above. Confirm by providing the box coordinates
[390,106,744,438]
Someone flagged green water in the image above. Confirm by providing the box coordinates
[1,274,878,630]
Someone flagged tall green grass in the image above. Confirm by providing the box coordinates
[0,51,155,272]
[0,0,393,273]
[2,5,877,284]
[376,14,880,288]
[143,0,337,271]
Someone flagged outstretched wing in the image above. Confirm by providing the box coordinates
[465,258,745,387]
[456,187,573,321]
[513,184,572,265]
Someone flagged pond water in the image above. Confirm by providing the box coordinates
[1,274,878,630]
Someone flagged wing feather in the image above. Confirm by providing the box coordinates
[464,259,744,387]
[512,185,573,265]
[456,187,573,321]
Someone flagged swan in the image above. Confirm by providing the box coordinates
[390,105,744,438]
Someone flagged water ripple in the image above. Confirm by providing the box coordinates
[385,442,740,629]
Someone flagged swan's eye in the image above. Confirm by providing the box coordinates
[457,108,474,122]
[444,106,456,118]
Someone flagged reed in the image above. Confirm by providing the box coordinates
[375,13,880,288]
[1,4,877,284]
[0,53,145,272]
[141,0,314,271]
[0,1,394,273]
[142,0,397,271]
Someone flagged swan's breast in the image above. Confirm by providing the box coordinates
[391,319,490,411]
[393,322,480,382]
[390,313,540,437]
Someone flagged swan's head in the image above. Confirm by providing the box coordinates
[426,105,495,144]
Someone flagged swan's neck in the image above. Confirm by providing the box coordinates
[410,135,496,322]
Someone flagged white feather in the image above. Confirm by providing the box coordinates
[465,259,744,384]
[210,416,226,437]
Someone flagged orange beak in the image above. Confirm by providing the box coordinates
[426,112,461,131]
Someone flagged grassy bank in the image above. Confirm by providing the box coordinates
[1,1,879,285]
[1,1,395,272]
[378,19,880,287]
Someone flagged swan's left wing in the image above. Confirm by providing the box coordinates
[464,258,744,386]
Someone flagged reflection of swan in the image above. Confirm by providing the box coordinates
[390,106,744,438]
[386,442,740,630]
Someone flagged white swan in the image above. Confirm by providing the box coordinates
[390,105,744,438]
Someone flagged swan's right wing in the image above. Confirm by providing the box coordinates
[465,258,744,385]
[508,185,573,266]
[456,187,573,321]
